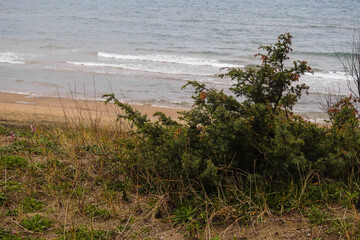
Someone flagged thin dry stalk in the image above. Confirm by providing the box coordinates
[337,28,360,98]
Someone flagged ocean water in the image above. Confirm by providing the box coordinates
[0,0,359,115]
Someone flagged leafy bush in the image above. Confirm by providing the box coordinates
[104,33,360,194]
[223,33,311,113]
[328,95,360,130]
[315,96,360,178]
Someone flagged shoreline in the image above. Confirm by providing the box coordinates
[0,92,186,126]
[0,91,329,127]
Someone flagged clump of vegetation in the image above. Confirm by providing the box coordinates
[22,197,45,213]
[0,227,28,240]
[84,204,112,220]
[1,33,360,239]
[20,214,53,232]
[59,226,114,240]
[102,33,360,238]
[0,193,7,205]
[103,33,360,190]
[0,155,27,169]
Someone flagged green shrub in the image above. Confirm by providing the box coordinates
[103,33,360,195]
[328,95,359,130]
[314,96,360,178]
[223,33,311,113]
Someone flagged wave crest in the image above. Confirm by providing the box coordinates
[0,52,25,64]
[66,61,213,76]
[97,52,241,68]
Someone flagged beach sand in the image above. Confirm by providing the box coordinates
[0,92,186,127]
[0,92,329,128]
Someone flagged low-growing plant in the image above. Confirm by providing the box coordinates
[6,208,19,216]
[0,227,33,240]
[106,181,127,192]
[303,206,332,227]
[106,180,129,201]
[2,180,23,192]
[327,217,358,238]
[84,204,111,220]
[22,197,45,213]
[20,214,53,232]
[0,155,27,169]
[59,226,114,240]
[0,193,7,204]
[0,227,17,240]
[172,204,197,225]
[170,203,206,238]
[117,224,131,232]
[10,139,43,155]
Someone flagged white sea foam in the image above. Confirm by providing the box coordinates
[0,52,25,64]
[67,61,121,68]
[97,52,242,68]
[66,61,213,76]
[306,71,348,81]
[150,103,188,109]
[0,90,33,95]
[169,100,184,104]
[0,90,48,98]
[14,101,36,105]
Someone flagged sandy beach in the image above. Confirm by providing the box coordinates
[0,91,330,128]
[0,92,185,126]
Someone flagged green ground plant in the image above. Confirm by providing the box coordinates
[0,155,27,169]
[84,204,112,220]
[59,226,114,240]
[0,227,33,240]
[172,204,197,225]
[0,193,8,205]
[22,197,45,213]
[2,181,23,192]
[20,214,53,232]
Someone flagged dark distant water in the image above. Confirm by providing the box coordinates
[0,0,359,117]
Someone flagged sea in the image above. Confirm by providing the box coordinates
[0,0,359,118]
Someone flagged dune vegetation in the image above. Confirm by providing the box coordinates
[1,33,360,239]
